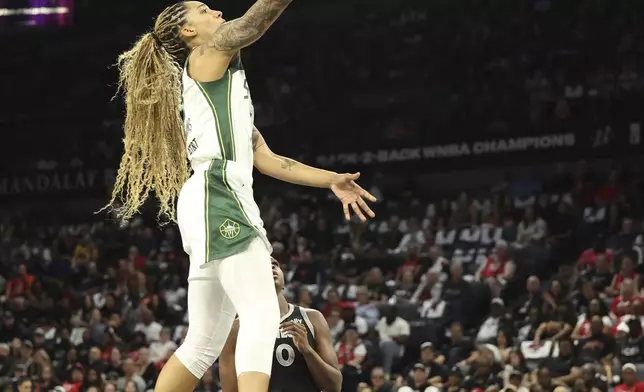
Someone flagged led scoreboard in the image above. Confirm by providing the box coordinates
[0,0,73,28]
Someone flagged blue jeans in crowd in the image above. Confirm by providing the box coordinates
[379,340,402,374]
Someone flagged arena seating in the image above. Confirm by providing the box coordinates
[1,0,644,392]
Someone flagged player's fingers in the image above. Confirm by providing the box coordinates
[281,323,302,331]
[359,187,377,202]
[342,203,350,221]
[350,202,366,222]
[357,197,375,218]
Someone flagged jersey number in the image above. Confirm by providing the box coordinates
[243,79,250,99]
[275,343,295,367]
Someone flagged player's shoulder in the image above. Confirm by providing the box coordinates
[299,307,328,328]
[297,305,321,317]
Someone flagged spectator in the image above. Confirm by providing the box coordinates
[572,298,612,340]
[393,219,426,255]
[137,347,158,390]
[515,276,544,321]
[577,317,616,380]
[441,262,472,324]
[15,376,33,392]
[610,279,639,318]
[517,207,547,246]
[39,364,61,391]
[444,322,476,369]
[194,367,218,392]
[444,367,464,392]
[62,363,84,392]
[539,338,580,387]
[574,363,608,392]
[354,286,380,329]
[504,370,529,392]
[405,363,430,392]
[148,328,176,365]
[334,325,366,372]
[361,366,394,392]
[580,253,614,296]
[376,306,410,375]
[84,367,104,391]
[533,301,575,344]
[475,241,516,298]
[609,256,640,297]
[615,363,644,392]
[617,317,644,364]
[476,298,506,344]
[462,356,503,391]
[116,358,145,392]
[134,308,162,344]
[408,342,445,386]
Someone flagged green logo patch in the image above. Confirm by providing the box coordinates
[219,219,240,239]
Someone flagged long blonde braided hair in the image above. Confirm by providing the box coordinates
[104,3,193,223]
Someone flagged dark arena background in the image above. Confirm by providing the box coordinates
[1,0,644,391]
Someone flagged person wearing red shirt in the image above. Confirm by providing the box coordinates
[609,256,640,296]
[475,241,516,298]
[321,289,348,317]
[6,264,35,298]
[334,325,367,369]
[615,363,644,392]
[611,278,639,318]
[62,363,84,392]
[577,248,614,270]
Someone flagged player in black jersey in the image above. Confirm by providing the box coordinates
[219,258,342,392]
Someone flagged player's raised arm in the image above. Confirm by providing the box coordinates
[206,0,292,54]
[252,127,377,221]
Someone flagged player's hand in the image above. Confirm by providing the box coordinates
[329,172,377,221]
[280,321,312,355]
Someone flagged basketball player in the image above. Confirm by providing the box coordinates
[106,2,376,392]
[220,258,342,392]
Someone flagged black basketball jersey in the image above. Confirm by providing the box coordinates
[269,304,319,392]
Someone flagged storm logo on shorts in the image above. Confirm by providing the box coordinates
[219,219,240,239]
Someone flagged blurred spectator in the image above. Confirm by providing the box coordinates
[615,363,644,392]
[376,306,410,375]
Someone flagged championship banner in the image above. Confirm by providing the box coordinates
[315,124,643,169]
[316,133,576,167]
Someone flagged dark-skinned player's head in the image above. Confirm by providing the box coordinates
[272,257,285,292]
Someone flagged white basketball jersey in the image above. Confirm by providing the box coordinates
[181,54,269,259]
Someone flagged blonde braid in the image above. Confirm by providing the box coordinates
[103,3,190,223]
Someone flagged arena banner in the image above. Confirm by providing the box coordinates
[0,168,115,198]
[316,133,576,167]
[315,124,643,169]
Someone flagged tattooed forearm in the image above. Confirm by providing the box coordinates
[252,128,266,151]
[206,0,293,52]
[280,158,297,171]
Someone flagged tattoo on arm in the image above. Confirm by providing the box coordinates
[252,129,266,151]
[280,158,297,171]
[205,0,293,53]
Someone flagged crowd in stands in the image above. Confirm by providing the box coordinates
[1,160,644,392]
[2,0,644,392]
[1,0,644,170]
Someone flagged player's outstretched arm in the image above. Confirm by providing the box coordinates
[219,320,240,392]
[207,0,292,54]
[252,127,377,221]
